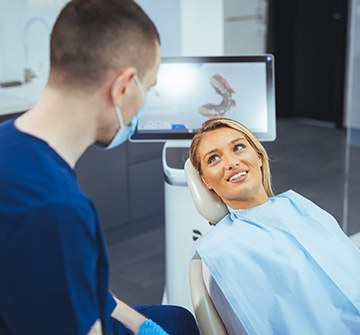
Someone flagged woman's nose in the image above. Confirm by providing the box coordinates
[224,153,239,169]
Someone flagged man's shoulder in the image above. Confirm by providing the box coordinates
[0,123,84,206]
[0,159,95,232]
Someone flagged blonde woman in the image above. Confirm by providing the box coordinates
[189,118,360,335]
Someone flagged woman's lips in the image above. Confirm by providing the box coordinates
[227,170,248,183]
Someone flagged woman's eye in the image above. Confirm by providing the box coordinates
[234,143,245,152]
[207,155,220,165]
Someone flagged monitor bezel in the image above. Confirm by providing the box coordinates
[130,54,276,142]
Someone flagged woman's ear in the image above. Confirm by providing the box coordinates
[201,175,213,190]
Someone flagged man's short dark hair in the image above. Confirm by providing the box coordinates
[49,0,160,91]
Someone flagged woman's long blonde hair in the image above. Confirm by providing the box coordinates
[189,118,274,197]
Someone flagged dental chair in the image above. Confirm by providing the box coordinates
[184,158,231,335]
[350,231,360,249]
[185,157,360,335]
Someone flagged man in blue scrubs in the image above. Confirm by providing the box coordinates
[0,1,200,334]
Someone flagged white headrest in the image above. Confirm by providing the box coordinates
[184,158,229,225]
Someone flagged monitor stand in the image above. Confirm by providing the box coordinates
[161,140,212,312]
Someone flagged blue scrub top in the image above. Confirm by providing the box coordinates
[0,119,116,334]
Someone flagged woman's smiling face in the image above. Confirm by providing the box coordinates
[197,127,269,209]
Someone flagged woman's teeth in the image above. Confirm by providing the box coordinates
[229,171,247,181]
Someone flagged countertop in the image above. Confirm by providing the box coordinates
[0,78,47,116]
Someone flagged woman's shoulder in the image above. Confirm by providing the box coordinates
[274,189,318,207]
[273,189,337,222]
[275,189,303,200]
[192,214,232,252]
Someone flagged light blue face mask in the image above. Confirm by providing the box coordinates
[102,74,146,150]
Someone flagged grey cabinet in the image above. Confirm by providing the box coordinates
[75,144,129,231]
[75,141,165,243]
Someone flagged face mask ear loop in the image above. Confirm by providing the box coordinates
[134,74,146,99]
[111,77,126,130]
[115,105,125,129]
[111,77,120,102]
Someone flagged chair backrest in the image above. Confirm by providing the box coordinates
[185,158,229,334]
[189,253,228,335]
[184,158,229,225]
[350,231,360,248]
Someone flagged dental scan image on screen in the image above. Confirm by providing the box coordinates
[131,55,276,142]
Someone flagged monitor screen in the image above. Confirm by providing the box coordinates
[130,55,276,142]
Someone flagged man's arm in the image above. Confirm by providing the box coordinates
[110,295,170,335]
[12,204,103,334]
[88,296,168,335]
[111,296,147,335]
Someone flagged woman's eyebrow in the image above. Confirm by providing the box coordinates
[202,137,246,159]
[230,137,246,145]
[202,149,218,160]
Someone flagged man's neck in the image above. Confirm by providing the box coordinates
[15,86,101,168]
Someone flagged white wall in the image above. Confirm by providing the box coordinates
[137,0,224,57]
[0,0,225,83]
[0,0,67,83]
[136,0,181,56]
[180,0,224,56]
[224,0,267,54]
[0,0,219,83]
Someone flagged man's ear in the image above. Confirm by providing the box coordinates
[201,175,213,190]
[111,67,137,104]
